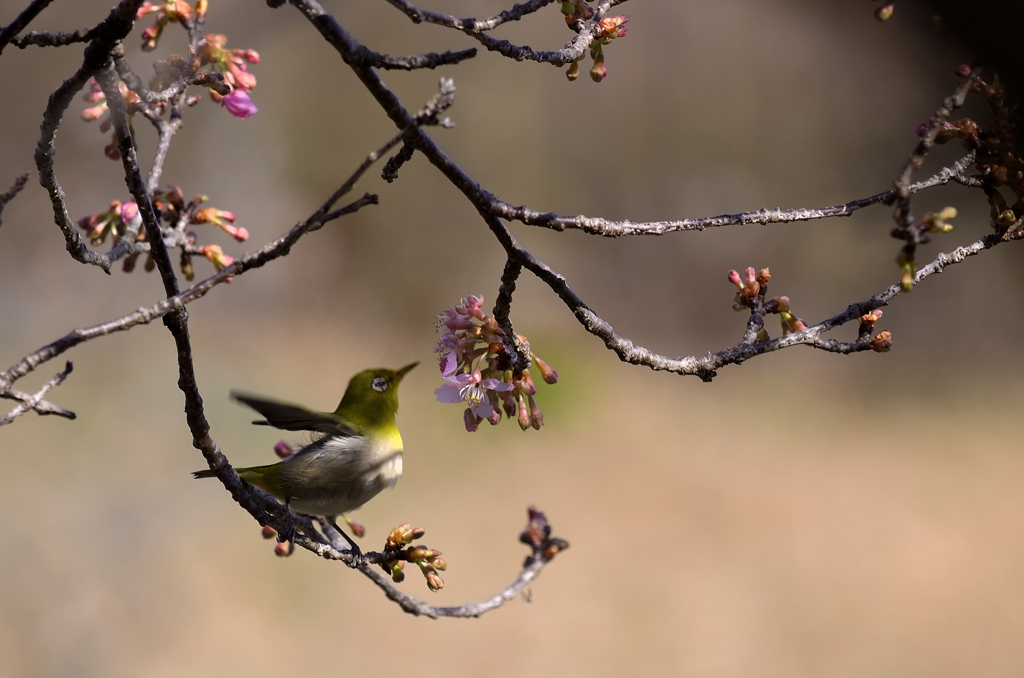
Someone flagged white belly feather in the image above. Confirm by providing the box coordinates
[281,435,403,517]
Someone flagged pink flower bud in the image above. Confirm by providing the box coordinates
[517,395,530,430]
[274,440,294,458]
[262,525,277,539]
[119,201,139,224]
[534,355,558,384]
[425,571,444,591]
[221,90,258,119]
[528,395,543,430]
[274,541,294,557]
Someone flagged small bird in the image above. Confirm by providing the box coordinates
[194,362,417,553]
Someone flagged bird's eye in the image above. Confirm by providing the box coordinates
[371,377,389,393]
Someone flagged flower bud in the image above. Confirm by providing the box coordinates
[874,3,894,21]
[273,440,294,458]
[566,60,580,81]
[590,53,607,83]
[343,515,366,538]
[997,210,1017,227]
[517,395,530,430]
[528,395,543,430]
[274,541,293,557]
[756,268,771,285]
[533,355,558,384]
[389,560,405,583]
[954,64,971,78]
[870,331,892,353]
[262,525,277,539]
[425,571,444,592]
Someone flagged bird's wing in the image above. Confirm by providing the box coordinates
[230,392,357,437]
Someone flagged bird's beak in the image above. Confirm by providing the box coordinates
[396,362,418,380]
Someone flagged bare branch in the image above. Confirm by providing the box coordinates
[0,173,29,230]
[0,0,55,54]
[383,0,617,66]
[0,192,377,398]
[484,213,1018,381]
[31,0,148,273]
[11,27,97,48]
[383,0,558,32]
[493,258,531,371]
[0,362,74,427]
[488,153,981,237]
[349,45,478,70]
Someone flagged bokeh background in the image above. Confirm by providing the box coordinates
[2,1,1023,676]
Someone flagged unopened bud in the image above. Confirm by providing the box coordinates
[528,395,543,430]
[870,331,892,353]
[727,269,743,290]
[533,355,558,384]
[766,296,790,314]
[542,537,569,561]
[389,560,405,582]
[566,60,580,81]
[954,64,972,78]
[874,3,894,21]
[274,440,294,458]
[517,395,530,430]
[343,514,366,538]
[425,571,444,592]
[274,541,293,557]
[756,268,771,285]
[262,525,277,539]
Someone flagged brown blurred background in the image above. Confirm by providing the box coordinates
[2,1,1023,676]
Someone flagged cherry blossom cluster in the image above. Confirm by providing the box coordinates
[197,33,260,118]
[137,0,207,50]
[561,2,629,82]
[435,296,558,432]
[728,267,892,351]
[383,524,447,592]
[77,186,246,278]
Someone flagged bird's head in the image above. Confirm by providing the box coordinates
[334,362,417,430]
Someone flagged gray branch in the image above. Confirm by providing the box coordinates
[0,362,74,427]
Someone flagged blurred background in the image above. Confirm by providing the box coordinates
[2,0,1023,676]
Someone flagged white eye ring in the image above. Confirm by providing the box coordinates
[371,377,389,393]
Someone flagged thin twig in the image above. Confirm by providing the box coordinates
[384,0,613,66]
[0,363,74,427]
[349,45,478,70]
[0,173,29,230]
[0,0,56,54]
[489,153,980,237]
[12,27,97,48]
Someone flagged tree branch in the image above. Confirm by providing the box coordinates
[0,0,55,55]
[0,362,74,427]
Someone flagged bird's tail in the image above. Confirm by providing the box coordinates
[192,468,218,479]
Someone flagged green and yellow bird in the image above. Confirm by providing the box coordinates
[194,363,417,553]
